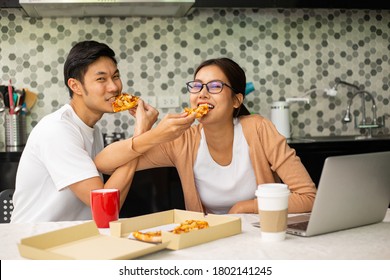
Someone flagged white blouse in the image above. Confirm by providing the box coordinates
[194,118,257,214]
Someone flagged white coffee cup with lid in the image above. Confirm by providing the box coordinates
[255,183,290,241]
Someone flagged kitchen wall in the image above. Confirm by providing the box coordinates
[1,8,390,149]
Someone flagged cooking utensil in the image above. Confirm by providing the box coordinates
[8,80,15,114]
[0,85,6,99]
[1,85,14,108]
[0,88,6,112]
[3,91,10,108]
[23,88,38,109]
[14,106,22,114]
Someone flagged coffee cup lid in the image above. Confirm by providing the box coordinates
[255,184,290,197]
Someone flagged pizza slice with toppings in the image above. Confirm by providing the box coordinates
[184,104,209,118]
[172,220,209,234]
[131,219,209,243]
[112,93,139,112]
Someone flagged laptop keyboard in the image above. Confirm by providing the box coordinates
[288,221,309,231]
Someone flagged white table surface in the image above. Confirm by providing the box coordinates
[1,210,389,260]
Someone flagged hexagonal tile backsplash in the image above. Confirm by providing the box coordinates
[1,8,389,148]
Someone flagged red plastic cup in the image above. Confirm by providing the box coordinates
[90,189,120,228]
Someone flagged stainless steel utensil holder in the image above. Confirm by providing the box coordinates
[5,114,27,151]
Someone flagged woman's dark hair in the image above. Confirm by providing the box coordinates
[64,40,117,98]
[194,57,250,117]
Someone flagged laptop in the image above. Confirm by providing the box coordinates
[286,151,390,237]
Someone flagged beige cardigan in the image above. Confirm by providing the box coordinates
[131,114,317,214]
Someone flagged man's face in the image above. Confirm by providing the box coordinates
[79,56,123,113]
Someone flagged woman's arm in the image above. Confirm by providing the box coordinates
[228,199,258,214]
[261,120,317,213]
[95,102,196,174]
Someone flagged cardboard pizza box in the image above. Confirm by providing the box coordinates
[110,209,242,250]
[18,221,168,260]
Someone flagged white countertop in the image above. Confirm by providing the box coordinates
[1,210,389,260]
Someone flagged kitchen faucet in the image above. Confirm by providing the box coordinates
[325,80,360,96]
[326,79,385,137]
[342,90,383,136]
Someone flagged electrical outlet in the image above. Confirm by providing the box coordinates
[143,96,157,107]
[157,96,180,108]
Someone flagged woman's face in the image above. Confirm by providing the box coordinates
[190,65,240,123]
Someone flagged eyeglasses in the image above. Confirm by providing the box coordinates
[186,80,237,94]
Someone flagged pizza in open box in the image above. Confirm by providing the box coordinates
[132,219,209,243]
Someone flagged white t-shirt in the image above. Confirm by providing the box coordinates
[11,104,104,223]
[194,118,257,214]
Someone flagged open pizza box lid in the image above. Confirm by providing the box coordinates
[110,209,242,250]
[18,221,168,260]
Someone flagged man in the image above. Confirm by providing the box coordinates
[11,40,195,223]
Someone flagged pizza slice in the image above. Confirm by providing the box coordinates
[112,93,139,112]
[132,230,162,243]
[184,104,209,118]
[131,219,209,243]
[172,220,209,234]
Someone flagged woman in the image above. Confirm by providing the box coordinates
[95,58,316,214]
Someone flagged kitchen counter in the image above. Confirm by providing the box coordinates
[288,134,390,144]
[1,210,390,260]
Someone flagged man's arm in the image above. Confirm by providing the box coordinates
[69,159,138,208]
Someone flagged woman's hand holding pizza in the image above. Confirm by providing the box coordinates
[152,112,196,144]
